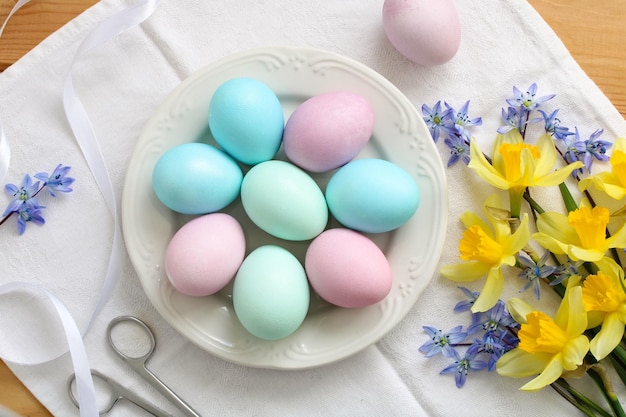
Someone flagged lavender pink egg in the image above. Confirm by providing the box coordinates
[382,0,461,66]
[283,91,374,173]
[165,213,245,296]
[305,228,392,308]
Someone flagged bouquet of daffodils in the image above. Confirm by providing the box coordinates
[421,84,626,416]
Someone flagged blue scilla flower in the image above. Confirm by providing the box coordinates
[419,325,468,358]
[443,134,470,167]
[497,106,524,134]
[579,128,611,172]
[3,174,41,216]
[442,100,482,140]
[422,101,450,142]
[16,201,46,235]
[467,330,516,372]
[506,83,555,113]
[35,164,74,197]
[538,108,573,141]
[467,300,516,335]
[517,251,557,299]
[453,286,480,313]
[440,349,488,388]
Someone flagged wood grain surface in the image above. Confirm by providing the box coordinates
[1,0,625,416]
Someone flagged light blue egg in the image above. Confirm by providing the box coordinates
[241,160,328,241]
[209,78,284,165]
[152,142,243,215]
[325,158,420,233]
[233,245,310,340]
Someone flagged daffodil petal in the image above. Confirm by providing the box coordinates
[556,286,587,336]
[507,298,534,324]
[536,212,578,244]
[471,267,503,312]
[595,257,625,278]
[568,246,604,262]
[518,147,538,185]
[606,220,626,249]
[460,211,493,239]
[440,262,490,282]
[534,134,557,177]
[532,232,570,256]
[520,355,563,391]
[504,214,530,254]
[469,139,511,190]
[534,161,584,187]
[590,313,624,360]
[496,348,551,378]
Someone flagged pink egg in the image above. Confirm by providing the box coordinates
[305,228,392,308]
[283,92,374,173]
[165,213,245,296]
[382,0,461,66]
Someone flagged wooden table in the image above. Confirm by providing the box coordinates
[0,0,625,416]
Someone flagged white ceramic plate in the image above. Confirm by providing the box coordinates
[122,46,447,369]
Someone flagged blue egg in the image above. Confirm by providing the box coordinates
[325,158,420,233]
[152,143,243,215]
[209,78,284,165]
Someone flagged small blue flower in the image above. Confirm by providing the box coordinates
[422,101,450,142]
[551,258,584,286]
[440,349,488,388]
[506,83,555,112]
[420,325,468,358]
[517,251,557,299]
[443,134,470,167]
[453,287,479,313]
[35,164,74,197]
[442,101,482,140]
[497,106,523,134]
[3,174,41,216]
[16,200,46,235]
[467,330,516,372]
[467,300,516,335]
[538,109,573,140]
[580,129,611,172]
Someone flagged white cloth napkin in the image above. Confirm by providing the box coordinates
[1,0,625,416]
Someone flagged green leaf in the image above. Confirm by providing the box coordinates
[559,182,578,213]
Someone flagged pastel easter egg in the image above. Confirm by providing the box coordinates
[165,213,245,296]
[382,0,461,66]
[241,160,328,241]
[305,228,392,308]
[233,245,310,340]
[325,158,419,233]
[208,77,284,165]
[283,91,374,173]
[152,142,243,215]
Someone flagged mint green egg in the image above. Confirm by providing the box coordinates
[233,245,310,340]
[241,160,328,241]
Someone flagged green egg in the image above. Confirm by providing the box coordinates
[233,245,310,340]
[241,160,328,241]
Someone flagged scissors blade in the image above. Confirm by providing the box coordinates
[102,373,175,417]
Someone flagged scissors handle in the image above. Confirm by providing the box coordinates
[132,362,203,417]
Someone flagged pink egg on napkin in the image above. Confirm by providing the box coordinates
[165,213,245,296]
[382,0,461,66]
[305,228,392,308]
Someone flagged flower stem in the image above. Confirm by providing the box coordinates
[0,211,12,227]
[552,378,612,417]
[589,365,626,417]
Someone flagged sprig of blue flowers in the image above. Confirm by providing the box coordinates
[419,287,520,388]
[423,83,611,175]
[0,164,74,234]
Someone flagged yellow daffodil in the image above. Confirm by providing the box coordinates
[532,205,626,274]
[581,269,626,360]
[469,130,583,217]
[496,286,589,391]
[440,194,530,312]
[579,137,626,200]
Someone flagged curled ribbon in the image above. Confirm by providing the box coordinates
[0,0,160,415]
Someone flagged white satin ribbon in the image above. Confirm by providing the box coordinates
[0,0,31,39]
[0,0,160,415]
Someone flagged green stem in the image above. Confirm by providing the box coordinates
[510,188,525,218]
[552,378,612,417]
[559,182,579,213]
[589,365,626,417]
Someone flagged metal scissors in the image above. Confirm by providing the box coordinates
[68,315,202,417]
